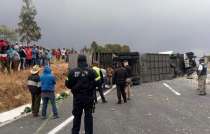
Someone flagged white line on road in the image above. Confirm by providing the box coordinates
[48,86,115,134]
[163,83,181,96]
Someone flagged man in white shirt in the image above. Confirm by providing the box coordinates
[61,48,66,60]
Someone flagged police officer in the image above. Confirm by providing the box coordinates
[65,55,96,134]
[92,63,107,103]
[113,62,128,104]
[197,57,207,95]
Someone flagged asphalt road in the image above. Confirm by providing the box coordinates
[1,78,210,134]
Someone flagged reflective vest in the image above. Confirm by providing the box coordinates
[93,66,101,81]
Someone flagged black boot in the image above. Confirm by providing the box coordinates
[117,100,122,104]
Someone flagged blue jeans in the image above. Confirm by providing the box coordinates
[36,58,40,66]
[42,96,58,117]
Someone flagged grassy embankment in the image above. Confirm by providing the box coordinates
[0,63,68,112]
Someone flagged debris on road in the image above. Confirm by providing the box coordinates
[111,108,116,111]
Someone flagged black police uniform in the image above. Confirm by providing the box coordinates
[65,55,96,134]
[113,66,128,104]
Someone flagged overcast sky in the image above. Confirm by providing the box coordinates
[1,0,210,56]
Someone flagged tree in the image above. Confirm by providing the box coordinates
[18,0,41,44]
[121,45,130,52]
[90,41,98,53]
[0,25,18,42]
[81,45,91,53]
[104,44,130,53]
[106,44,121,53]
[90,41,130,53]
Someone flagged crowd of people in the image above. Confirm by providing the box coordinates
[0,40,77,73]
[52,48,78,63]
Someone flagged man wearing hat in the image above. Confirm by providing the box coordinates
[197,58,208,95]
[27,65,41,117]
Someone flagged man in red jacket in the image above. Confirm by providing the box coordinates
[0,40,10,73]
[25,46,33,68]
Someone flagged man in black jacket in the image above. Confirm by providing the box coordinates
[113,62,128,104]
[19,46,26,70]
[27,65,41,117]
[65,55,96,134]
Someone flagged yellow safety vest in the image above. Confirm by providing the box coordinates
[93,66,101,81]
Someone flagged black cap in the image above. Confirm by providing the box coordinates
[78,55,87,68]
[78,55,87,63]
[199,58,205,62]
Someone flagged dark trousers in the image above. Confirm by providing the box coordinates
[36,58,40,66]
[0,61,10,73]
[94,80,106,102]
[12,60,20,71]
[20,58,26,70]
[42,96,58,117]
[117,85,127,103]
[26,59,32,68]
[31,93,41,115]
[72,98,93,134]
[32,58,36,66]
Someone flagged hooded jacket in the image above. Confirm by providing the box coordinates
[7,48,14,59]
[40,66,56,92]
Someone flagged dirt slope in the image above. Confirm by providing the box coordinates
[0,63,68,112]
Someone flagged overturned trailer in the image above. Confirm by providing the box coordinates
[140,53,174,83]
[94,52,178,84]
[92,52,187,84]
[69,51,194,85]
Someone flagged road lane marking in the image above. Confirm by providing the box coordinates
[34,97,68,134]
[163,83,181,96]
[48,86,115,134]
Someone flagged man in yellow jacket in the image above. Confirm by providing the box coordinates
[92,63,107,103]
